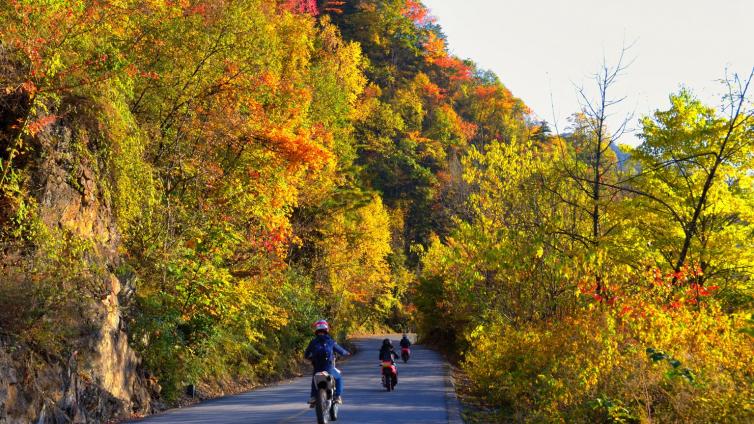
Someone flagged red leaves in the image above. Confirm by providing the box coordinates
[125,64,159,80]
[402,0,434,26]
[423,30,472,83]
[282,0,319,15]
[247,225,291,255]
[646,264,717,310]
[140,71,160,80]
[578,279,619,306]
[432,56,473,82]
[687,283,718,298]
[184,3,208,17]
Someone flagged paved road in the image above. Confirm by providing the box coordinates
[128,335,456,423]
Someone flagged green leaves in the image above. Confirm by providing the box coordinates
[589,397,639,424]
[645,348,696,384]
[740,314,754,338]
[646,347,667,362]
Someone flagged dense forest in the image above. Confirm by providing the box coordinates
[0,0,752,422]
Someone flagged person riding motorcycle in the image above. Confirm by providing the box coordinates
[305,320,350,405]
[379,338,399,385]
[399,334,411,349]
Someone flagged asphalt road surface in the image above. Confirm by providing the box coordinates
[128,335,457,424]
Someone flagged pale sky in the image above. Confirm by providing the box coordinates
[421,0,754,146]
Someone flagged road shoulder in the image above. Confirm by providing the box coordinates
[445,363,464,423]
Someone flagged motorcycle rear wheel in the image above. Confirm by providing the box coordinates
[383,372,392,392]
[329,401,339,421]
[315,388,330,424]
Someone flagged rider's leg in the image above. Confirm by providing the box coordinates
[310,378,317,397]
[329,367,343,396]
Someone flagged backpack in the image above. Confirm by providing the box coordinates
[310,337,331,370]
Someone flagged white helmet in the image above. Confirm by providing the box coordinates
[313,320,329,333]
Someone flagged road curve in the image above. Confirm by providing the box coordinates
[127,335,456,423]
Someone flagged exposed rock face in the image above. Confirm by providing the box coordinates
[0,107,151,423]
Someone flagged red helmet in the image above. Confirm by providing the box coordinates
[313,320,329,333]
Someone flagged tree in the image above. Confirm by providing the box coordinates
[552,51,633,297]
[625,77,754,303]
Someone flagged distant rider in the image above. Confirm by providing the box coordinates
[305,320,350,405]
[399,334,411,350]
[379,338,399,384]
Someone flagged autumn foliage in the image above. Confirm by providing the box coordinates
[1,0,751,421]
[417,77,754,422]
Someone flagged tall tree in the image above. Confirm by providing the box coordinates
[625,75,754,301]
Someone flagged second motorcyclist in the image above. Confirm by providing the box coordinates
[399,334,411,350]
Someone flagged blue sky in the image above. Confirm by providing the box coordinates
[421,0,754,146]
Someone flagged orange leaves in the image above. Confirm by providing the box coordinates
[263,126,332,169]
[19,80,38,97]
[322,1,346,14]
[222,60,240,76]
[458,118,478,141]
[26,115,57,136]
[406,130,432,144]
[685,283,718,303]
[422,32,446,62]
[421,80,445,103]
[422,32,473,82]
[474,85,498,99]
[652,264,704,289]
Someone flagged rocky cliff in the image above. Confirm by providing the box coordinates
[0,99,152,423]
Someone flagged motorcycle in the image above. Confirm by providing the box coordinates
[312,371,339,423]
[381,361,397,391]
[400,347,411,363]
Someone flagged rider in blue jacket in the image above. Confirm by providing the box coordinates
[305,320,350,405]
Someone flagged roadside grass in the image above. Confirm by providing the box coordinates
[452,364,506,423]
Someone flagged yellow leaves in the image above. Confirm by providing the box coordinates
[440,200,753,419]
[313,196,394,324]
[406,130,432,144]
